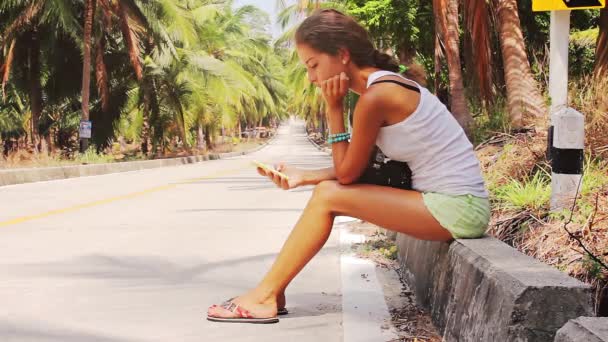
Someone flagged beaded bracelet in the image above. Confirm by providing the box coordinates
[327,132,351,145]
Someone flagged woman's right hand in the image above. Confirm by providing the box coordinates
[256,163,305,190]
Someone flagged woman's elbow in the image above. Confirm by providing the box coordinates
[336,172,358,185]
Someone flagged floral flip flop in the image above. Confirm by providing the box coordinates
[219,297,288,315]
[207,301,279,324]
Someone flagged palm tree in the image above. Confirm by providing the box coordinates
[494,0,547,127]
[0,0,79,151]
[80,0,96,152]
[119,1,287,154]
[83,0,196,152]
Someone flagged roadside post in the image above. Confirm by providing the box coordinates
[532,0,605,210]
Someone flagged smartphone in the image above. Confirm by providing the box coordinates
[252,160,290,180]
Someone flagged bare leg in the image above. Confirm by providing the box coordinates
[208,181,452,319]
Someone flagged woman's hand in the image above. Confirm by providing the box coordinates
[256,163,305,190]
[320,72,350,110]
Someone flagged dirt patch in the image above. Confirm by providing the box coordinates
[344,220,443,342]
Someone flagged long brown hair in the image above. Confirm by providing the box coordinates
[295,9,426,85]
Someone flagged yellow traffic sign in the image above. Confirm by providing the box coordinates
[533,0,606,11]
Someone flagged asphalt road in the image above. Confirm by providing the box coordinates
[0,118,397,342]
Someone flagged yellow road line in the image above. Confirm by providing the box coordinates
[0,166,248,228]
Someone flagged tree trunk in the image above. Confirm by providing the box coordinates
[95,34,109,113]
[80,0,96,152]
[495,0,547,127]
[141,104,151,155]
[444,0,472,132]
[28,30,42,152]
[204,126,213,150]
[177,107,190,151]
[595,8,608,78]
[197,124,205,151]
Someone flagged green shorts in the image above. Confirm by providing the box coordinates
[422,192,490,239]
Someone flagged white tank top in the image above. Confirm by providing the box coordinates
[367,70,488,197]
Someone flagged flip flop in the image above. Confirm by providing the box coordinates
[222,297,288,315]
[207,301,279,324]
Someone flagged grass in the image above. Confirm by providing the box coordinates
[474,79,608,313]
[581,158,608,196]
[355,231,399,261]
[73,147,116,165]
[570,76,608,158]
[494,171,551,215]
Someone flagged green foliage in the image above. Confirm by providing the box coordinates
[0,0,290,157]
[379,245,398,260]
[470,96,511,146]
[582,254,605,280]
[569,28,599,76]
[344,0,434,63]
[494,171,551,213]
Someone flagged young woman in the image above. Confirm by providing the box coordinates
[207,9,489,324]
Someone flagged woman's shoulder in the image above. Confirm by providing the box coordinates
[359,83,401,111]
[363,76,421,117]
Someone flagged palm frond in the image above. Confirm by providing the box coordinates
[118,1,144,81]
[40,0,81,41]
[1,0,44,43]
[191,3,223,25]
[156,0,197,48]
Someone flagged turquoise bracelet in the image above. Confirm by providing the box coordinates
[327,132,350,145]
[328,132,350,139]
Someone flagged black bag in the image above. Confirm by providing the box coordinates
[346,77,416,190]
[358,146,413,190]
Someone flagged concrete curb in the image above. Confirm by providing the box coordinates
[0,134,277,187]
[396,234,594,341]
[297,129,596,341]
[554,317,608,342]
[305,130,596,341]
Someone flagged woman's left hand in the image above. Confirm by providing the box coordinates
[321,72,350,110]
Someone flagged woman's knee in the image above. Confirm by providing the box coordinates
[311,180,343,207]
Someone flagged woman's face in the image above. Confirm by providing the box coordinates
[296,43,346,87]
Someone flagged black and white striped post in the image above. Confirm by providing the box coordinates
[547,9,585,210]
[548,108,584,210]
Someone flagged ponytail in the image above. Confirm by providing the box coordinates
[372,49,427,86]
[372,50,400,73]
